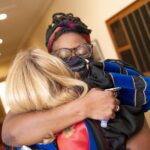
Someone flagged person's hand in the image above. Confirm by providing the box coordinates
[82,88,120,120]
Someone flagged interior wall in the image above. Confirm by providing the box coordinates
[0,99,5,122]
[26,0,136,59]
[0,61,12,82]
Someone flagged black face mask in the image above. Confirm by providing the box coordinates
[64,56,92,79]
[64,56,114,90]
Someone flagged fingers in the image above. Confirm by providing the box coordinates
[108,97,120,119]
[115,105,120,112]
[107,106,119,120]
[104,109,116,119]
[110,113,116,119]
[108,97,120,110]
[86,88,121,120]
[115,98,120,105]
[114,98,120,112]
[109,105,119,119]
[112,90,120,110]
[113,91,118,98]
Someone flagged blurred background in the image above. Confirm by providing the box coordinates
[0,0,150,145]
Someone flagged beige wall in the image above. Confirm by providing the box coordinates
[26,0,136,58]
[0,98,5,122]
[146,111,150,127]
[0,60,12,82]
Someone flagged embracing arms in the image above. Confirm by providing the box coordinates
[2,88,117,146]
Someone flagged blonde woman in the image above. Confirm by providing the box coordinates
[5,48,97,150]
[6,48,88,114]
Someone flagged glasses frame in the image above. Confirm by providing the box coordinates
[52,43,93,59]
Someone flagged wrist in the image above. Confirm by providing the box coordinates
[73,97,87,120]
[75,96,89,119]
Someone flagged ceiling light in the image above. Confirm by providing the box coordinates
[0,38,3,44]
[0,13,7,20]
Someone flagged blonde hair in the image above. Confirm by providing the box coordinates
[6,48,88,113]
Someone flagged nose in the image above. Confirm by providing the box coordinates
[71,49,76,56]
[72,53,76,56]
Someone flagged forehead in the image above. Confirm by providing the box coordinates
[52,32,86,50]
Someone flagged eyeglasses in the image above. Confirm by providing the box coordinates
[51,43,93,60]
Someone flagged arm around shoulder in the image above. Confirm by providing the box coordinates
[1,99,86,146]
[2,88,116,146]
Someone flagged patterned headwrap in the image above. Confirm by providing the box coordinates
[45,13,92,53]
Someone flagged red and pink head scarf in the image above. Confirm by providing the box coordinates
[46,18,91,53]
